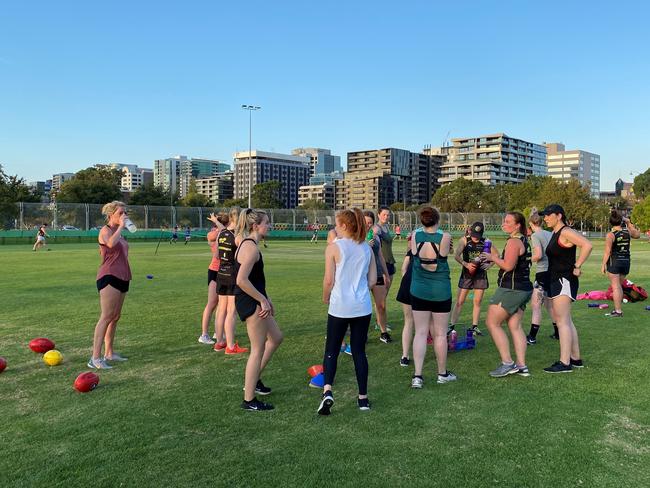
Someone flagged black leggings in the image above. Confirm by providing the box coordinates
[323,314,371,395]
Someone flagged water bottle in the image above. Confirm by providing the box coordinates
[482,239,492,253]
[448,330,457,351]
[124,217,137,233]
[598,304,609,309]
[587,303,600,308]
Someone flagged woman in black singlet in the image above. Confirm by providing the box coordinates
[235,209,283,411]
[601,210,640,317]
[539,204,593,374]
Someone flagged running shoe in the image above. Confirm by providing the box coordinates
[241,398,274,411]
[317,391,334,415]
[489,362,518,378]
[198,334,215,345]
[213,341,227,352]
[255,379,272,395]
[411,376,423,389]
[103,353,128,362]
[608,311,624,317]
[358,398,371,411]
[570,358,584,368]
[543,361,573,373]
[225,343,249,355]
[437,371,458,384]
[526,335,537,345]
[380,332,393,344]
[399,357,410,367]
[87,358,112,369]
[343,344,352,355]
[516,366,531,377]
[469,325,483,336]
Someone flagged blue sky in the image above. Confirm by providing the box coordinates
[1,0,649,190]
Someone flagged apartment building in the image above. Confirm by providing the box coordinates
[545,143,600,196]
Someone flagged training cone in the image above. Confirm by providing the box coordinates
[309,372,325,388]
[0,357,6,373]
[307,364,323,377]
[146,275,154,279]
[43,349,63,366]
[29,337,55,354]
[74,372,100,392]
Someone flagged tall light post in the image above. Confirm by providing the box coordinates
[241,104,261,208]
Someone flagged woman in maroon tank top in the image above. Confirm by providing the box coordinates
[88,201,132,370]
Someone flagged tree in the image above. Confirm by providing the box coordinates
[180,179,211,207]
[55,165,122,203]
[431,178,485,213]
[252,180,282,208]
[389,202,407,212]
[631,198,650,231]
[633,168,650,199]
[481,184,512,213]
[129,183,178,206]
[0,165,43,228]
[222,198,247,208]
[299,199,330,210]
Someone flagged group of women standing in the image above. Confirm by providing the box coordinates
[87,200,640,414]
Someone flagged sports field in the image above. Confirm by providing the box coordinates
[1,238,649,487]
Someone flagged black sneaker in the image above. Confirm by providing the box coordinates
[570,358,584,368]
[358,398,371,411]
[380,332,392,344]
[317,391,334,415]
[241,397,274,411]
[255,379,272,395]
[447,324,455,336]
[543,361,573,374]
[609,311,623,317]
[526,335,537,345]
[399,357,410,367]
[469,325,483,336]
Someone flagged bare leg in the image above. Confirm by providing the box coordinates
[608,272,623,312]
[531,287,544,326]
[243,310,269,402]
[259,315,283,373]
[215,297,227,342]
[551,296,576,364]
[104,292,126,358]
[372,285,388,332]
[431,312,450,375]
[412,310,431,376]
[401,304,414,358]
[506,309,526,367]
[201,281,218,336]
[92,286,123,360]
[450,288,469,326]
[224,296,237,348]
[472,289,485,325]
[485,304,513,364]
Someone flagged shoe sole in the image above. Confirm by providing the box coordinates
[437,377,457,384]
[225,351,248,355]
[543,369,573,374]
[359,406,371,411]
[242,387,272,396]
[379,339,392,344]
[400,362,409,367]
[489,368,518,378]
[516,371,531,377]
[411,383,423,389]
[317,397,334,415]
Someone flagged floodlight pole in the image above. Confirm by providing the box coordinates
[241,105,261,208]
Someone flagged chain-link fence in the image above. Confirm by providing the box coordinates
[5,202,614,237]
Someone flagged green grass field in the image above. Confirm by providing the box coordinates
[1,238,650,487]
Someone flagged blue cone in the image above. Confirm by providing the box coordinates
[309,372,325,388]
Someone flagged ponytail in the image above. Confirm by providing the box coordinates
[335,208,366,243]
[236,208,268,239]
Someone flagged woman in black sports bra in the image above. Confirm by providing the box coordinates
[539,204,592,374]
[235,209,283,411]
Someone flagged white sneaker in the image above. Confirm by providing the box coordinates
[411,376,423,389]
[104,353,128,362]
[198,334,215,345]
[437,371,457,384]
[87,358,112,369]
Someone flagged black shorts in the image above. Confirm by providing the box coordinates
[208,269,218,285]
[548,276,579,301]
[217,276,236,296]
[386,263,396,276]
[410,296,452,313]
[236,291,266,321]
[376,275,385,287]
[607,259,630,276]
[396,269,413,305]
[97,275,130,293]
[534,271,550,293]
[458,275,489,290]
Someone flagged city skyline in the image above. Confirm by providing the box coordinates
[2,1,649,190]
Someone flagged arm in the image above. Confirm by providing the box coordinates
[235,241,271,317]
[454,237,467,266]
[322,243,338,304]
[99,216,126,248]
[482,239,522,272]
[625,219,641,239]
[439,232,452,257]
[561,228,593,276]
[367,248,378,289]
[401,254,410,277]
[207,213,225,231]
[601,232,614,274]
[531,240,543,263]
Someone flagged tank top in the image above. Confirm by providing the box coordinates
[461,237,487,279]
[367,230,384,277]
[610,228,631,262]
[234,238,266,298]
[328,239,373,318]
[531,229,552,273]
[546,226,576,279]
[376,224,396,265]
[497,235,532,291]
[96,226,132,282]
[38,226,46,237]
[217,228,238,280]
[410,230,451,301]
[207,228,220,272]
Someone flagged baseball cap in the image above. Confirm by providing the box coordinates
[470,222,484,238]
[539,204,566,216]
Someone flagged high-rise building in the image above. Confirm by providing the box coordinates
[545,143,600,196]
[154,156,229,197]
[291,148,342,177]
[298,183,336,208]
[438,133,547,186]
[336,148,441,210]
[106,163,153,192]
[195,172,234,204]
[51,173,75,191]
[154,156,183,193]
[233,151,311,208]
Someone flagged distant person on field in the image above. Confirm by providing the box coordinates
[33,223,49,251]
[601,210,640,317]
[88,201,132,370]
[395,224,401,240]
[184,226,191,245]
[318,208,377,415]
[170,225,179,244]
[236,209,283,411]
[311,221,319,243]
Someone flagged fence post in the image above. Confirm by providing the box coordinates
[171,206,176,227]
[53,204,58,230]
[85,203,89,230]
[198,207,203,230]
[144,206,149,230]
[292,209,296,231]
[19,202,24,229]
